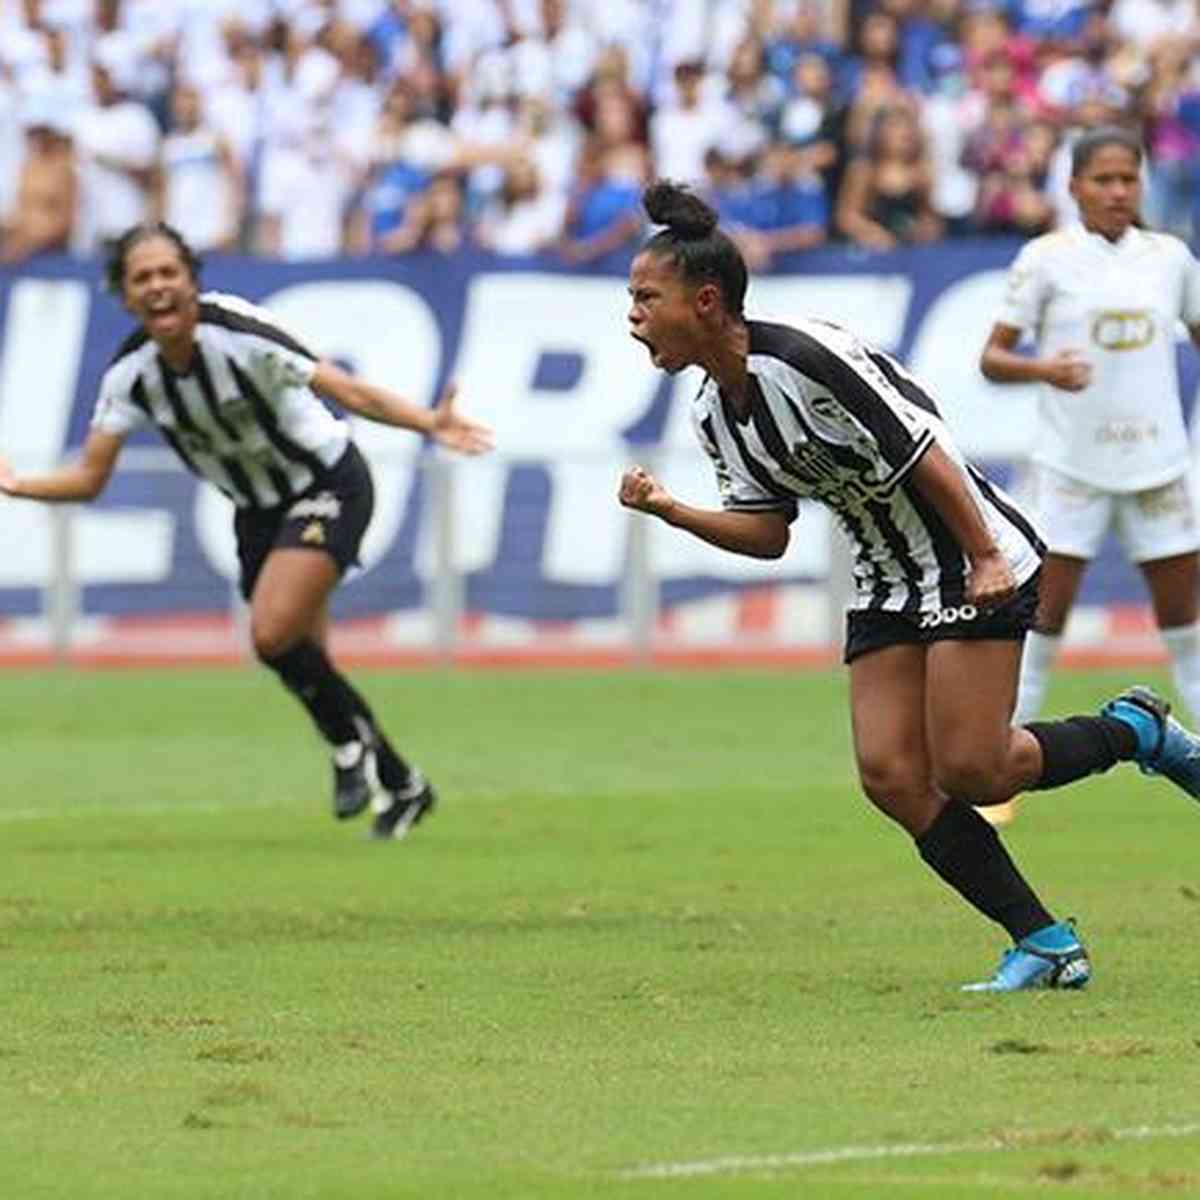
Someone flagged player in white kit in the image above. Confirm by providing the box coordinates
[977,127,1200,826]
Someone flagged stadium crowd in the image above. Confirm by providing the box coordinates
[0,0,1198,268]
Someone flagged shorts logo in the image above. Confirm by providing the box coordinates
[919,604,979,629]
[301,521,326,546]
[288,492,342,520]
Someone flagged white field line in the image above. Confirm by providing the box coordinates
[0,796,290,823]
[619,1121,1200,1180]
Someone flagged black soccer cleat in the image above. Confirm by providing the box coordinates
[331,740,381,820]
[370,770,437,841]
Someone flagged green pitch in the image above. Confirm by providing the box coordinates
[4,666,1200,1199]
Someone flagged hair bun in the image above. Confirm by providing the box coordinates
[643,180,718,239]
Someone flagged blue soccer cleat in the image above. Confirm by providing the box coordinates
[962,920,1091,992]
[1101,685,1200,799]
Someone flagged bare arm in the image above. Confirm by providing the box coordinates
[834,159,896,251]
[618,465,791,559]
[310,362,493,455]
[980,322,1090,390]
[0,428,124,501]
[910,442,1013,607]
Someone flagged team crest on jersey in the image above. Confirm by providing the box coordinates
[300,520,326,546]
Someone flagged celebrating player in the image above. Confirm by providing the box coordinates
[618,179,1200,991]
[0,223,493,839]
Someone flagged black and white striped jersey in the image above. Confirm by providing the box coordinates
[92,291,349,508]
[692,318,1044,613]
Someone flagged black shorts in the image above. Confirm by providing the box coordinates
[843,571,1040,664]
[233,442,375,600]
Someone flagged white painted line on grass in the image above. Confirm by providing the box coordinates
[619,1121,1200,1180]
[0,797,290,823]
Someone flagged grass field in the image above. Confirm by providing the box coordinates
[5,664,1200,1199]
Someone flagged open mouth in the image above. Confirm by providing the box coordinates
[630,331,661,367]
[145,299,180,324]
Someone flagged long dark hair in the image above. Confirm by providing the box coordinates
[105,222,202,293]
[641,181,748,317]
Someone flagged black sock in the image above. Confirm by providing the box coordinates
[337,678,412,789]
[262,642,414,784]
[916,798,1054,942]
[1025,716,1137,790]
[260,639,364,748]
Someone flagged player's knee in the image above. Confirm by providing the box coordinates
[856,756,923,809]
[932,755,1002,805]
[251,613,302,661]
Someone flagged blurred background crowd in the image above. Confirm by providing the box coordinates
[1,0,1198,270]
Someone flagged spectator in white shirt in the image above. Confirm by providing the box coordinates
[72,42,160,253]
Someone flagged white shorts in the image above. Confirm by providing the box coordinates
[1021,464,1200,563]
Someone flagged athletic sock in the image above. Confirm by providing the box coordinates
[1162,622,1200,725]
[262,641,415,786]
[260,638,366,748]
[916,798,1054,942]
[1024,715,1137,789]
[1013,630,1061,724]
[344,694,413,790]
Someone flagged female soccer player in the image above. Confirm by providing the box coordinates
[0,223,493,840]
[618,180,1200,991]
[978,127,1200,826]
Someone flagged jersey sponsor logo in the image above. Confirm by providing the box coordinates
[219,395,256,429]
[177,428,214,456]
[919,603,979,629]
[1090,310,1155,351]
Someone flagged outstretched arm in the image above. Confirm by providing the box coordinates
[910,442,1014,608]
[0,429,124,502]
[310,362,494,455]
[618,465,791,559]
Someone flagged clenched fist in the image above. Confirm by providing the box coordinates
[618,465,672,517]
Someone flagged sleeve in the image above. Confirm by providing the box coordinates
[994,239,1047,335]
[91,365,149,437]
[243,335,319,396]
[209,295,320,393]
[792,335,937,492]
[692,399,799,521]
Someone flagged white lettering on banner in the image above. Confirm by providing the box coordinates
[0,278,174,587]
[749,274,913,353]
[444,274,663,584]
[907,270,1037,457]
[191,281,439,581]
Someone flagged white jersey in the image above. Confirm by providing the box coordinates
[92,292,349,508]
[997,224,1200,492]
[693,319,1044,615]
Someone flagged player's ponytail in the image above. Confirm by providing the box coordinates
[641,181,747,317]
[643,181,719,240]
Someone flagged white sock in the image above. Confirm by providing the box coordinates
[1013,630,1062,725]
[1161,623,1200,725]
